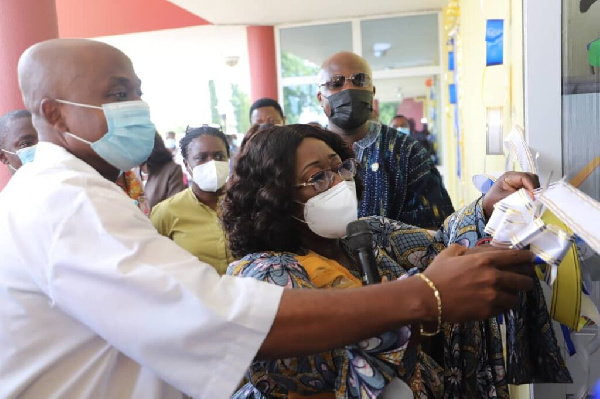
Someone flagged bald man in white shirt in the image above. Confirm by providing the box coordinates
[0,38,536,398]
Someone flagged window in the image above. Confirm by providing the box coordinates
[361,14,440,71]
[277,14,444,164]
[279,23,353,78]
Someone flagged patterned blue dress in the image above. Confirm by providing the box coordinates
[228,199,571,399]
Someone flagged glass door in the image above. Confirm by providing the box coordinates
[526,0,600,397]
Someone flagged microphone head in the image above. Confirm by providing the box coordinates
[346,220,373,252]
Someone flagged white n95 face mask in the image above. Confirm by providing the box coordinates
[192,160,230,192]
[298,181,358,239]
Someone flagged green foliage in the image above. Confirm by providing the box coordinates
[208,80,221,125]
[589,38,600,67]
[281,51,319,78]
[283,86,320,125]
[230,84,251,134]
[281,51,321,124]
[378,102,400,126]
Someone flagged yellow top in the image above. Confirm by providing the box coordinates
[290,251,360,399]
[150,188,233,275]
[295,251,362,289]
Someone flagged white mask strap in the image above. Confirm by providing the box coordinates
[55,99,103,110]
[292,215,306,224]
[1,148,17,155]
[65,132,93,145]
[8,164,17,173]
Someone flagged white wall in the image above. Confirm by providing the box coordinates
[96,25,251,135]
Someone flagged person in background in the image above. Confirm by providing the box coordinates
[408,117,417,135]
[151,125,233,274]
[222,124,568,399]
[225,133,240,157]
[164,130,177,155]
[116,169,151,216]
[249,97,285,126]
[137,132,186,209]
[412,122,437,164]
[389,114,411,135]
[0,109,38,173]
[317,52,454,229]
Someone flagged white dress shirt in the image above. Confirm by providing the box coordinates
[0,142,283,399]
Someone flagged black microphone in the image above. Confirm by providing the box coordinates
[346,220,381,285]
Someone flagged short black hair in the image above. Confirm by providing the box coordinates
[0,110,32,147]
[221,124,363,258]
[391,114,407,121]
[248,98,284,121]
[179,126,230,160]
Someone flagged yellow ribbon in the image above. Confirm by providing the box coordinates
[540,211,585,331]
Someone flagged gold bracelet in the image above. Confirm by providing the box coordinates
[416,273,442,336]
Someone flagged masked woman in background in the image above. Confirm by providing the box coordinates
[137,132,186,210]
[221,124,570,399]
[151,125,233,274]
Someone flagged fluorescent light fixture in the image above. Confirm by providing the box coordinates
[373,42,392,58]
[486,107,504,155]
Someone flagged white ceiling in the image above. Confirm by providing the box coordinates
[168,0,446,25]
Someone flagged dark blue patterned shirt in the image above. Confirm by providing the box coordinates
[354,122,454,228]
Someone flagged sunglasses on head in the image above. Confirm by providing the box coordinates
[319,73,372,90]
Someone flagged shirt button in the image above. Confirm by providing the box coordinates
[371,162,379,172]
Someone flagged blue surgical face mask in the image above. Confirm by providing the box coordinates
[164,138,176,150]
[398,127,410,135]
[56,99,156,171]
[2,144,37,165]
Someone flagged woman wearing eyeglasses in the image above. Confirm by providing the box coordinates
[221,124,569,399]
[150,126,233,274]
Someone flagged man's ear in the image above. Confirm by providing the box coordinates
[0,151,8,165]
[40,98,68,132]
[317,91,332,117]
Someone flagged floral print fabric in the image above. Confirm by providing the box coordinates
[228,198,571,398]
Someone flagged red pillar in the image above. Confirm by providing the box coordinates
[246,26,278,102]
[0,0,59,191]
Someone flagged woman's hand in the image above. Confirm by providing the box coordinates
[482,171,540,218]
[421,244,534,323]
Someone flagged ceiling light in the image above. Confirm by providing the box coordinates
[373,42,392,58]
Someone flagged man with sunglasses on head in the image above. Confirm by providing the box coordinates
[317,52,454,229]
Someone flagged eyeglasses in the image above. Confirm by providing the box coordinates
[296,158,359,193]
[185,124,223,134]
[319,73,372,90]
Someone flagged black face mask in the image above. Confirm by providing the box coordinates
[324,89,374,130]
